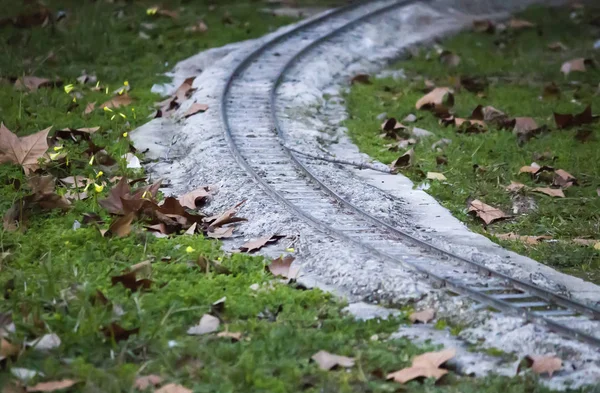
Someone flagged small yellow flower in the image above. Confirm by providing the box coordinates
[53,145,63,152]
[64,84,74,94]
[105,87,109,94]
[49,152,61,160]
[96,171,104,178]
[185,246,195,253]
[94,183,104,193]
[286,248,295,253]
[89,156,95,165]
[119,112,126,119]
[122,132,128,137]
[124,81,129,86]
[64,241,70,245]
[141,190,151,199]
[111,114,116,120]
[147,6,158,15]
[103,106,113,113]
[95,81,100,88]
[72,97,77,103]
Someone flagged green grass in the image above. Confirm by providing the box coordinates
[0,1,596,391]
[345,5,600,283]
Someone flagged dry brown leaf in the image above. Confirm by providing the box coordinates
[83,102,96,115]
[217,331,242,341]
[554,105,593,129]
[553,169,577,188]
[547,41,568,51]
[178,187,209,209]
[154,384,192,393]
[509,19,535,30]
[573,238,598,246]
[387,348,455,384]
[267,255,297,279]
[409,309,435,324]
[468,200,508,225]
[0,123,51,173]
[350,74,371,85]
[25,380,77,392]
[187,20,208,33]
[454,118,487,133]
[105,212,135,238]
[239,234,284,253]
[439,50,460,67]
[519,355,562,377]
[532,187,565,198]
[134,375,163,390]
[184,103,209,118]
[415,87,454,110]
[207,226,234,239]
[311,350,355,370]
[187,314,220,335]
[100,94,133,110]
[505,181,526,193]
[496,233,551,245]
[0,338,20,360]
[390,148,415,169]
[473,19,494,33]
[14,76,53,92]
[426,172,446,181]
[560,58,593,75]
[513,117,538,133]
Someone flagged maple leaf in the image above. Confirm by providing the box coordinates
[239,234,284,253]
[100,94,133,110]
[267,255,298,279]
[25,380,78,392]
[311,350,355,370]
[0,123,51,173]
[505,181,526,193]
[415,87,454,110]
[518,355,561,377]
[468,200,508,225]
[554,105,593,129]
[134,375,163,390]
[387,348,456,384]
[560,58,593,75]
[184,103,209,118]
[178,187,209,209]
[390,148,415,170]
[14,76,54,92]
[105,212,135,237]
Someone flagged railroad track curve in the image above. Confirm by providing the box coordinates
[219,0,600,347]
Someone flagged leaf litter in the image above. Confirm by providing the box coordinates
[387,348,456,384]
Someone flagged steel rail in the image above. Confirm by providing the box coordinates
[220,0,600,347]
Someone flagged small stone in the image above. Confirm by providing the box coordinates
[249,283,260,291]
[412,127,434,138]
[370,334,379,341]
[376,112,387,121]
[403,114,417,123]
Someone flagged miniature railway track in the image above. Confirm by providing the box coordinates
[220,0,600,347]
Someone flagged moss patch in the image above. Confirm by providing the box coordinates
[345,5,600,283]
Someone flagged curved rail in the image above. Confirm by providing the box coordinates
[220,0,600,347]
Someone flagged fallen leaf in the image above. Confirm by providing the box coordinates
[83,102,96,115]
[311,350,355,370]
[134,375,163,390]
[206,226,234,239]
[518,355,561,377]
[14,76,54,92]
[25,380,77,392]
[184,103,209,118]
[11,6,51,28]
[509,19,535,30]
[496,233,551,245]
[390,148,415,169]
[184,222,197,235]
[387,348,456,384]
[426,172,446,181]
[105,212,135,238]
[473,19,494,33]
[178,187,209,209]
[154,384,192,393]
[100,94,133,110]
[542,82,561,99]
[505,181,526,193]
[468,200,508,225]
[513,117,538,133]
[453,118,487,134]
[532,187,565,198]
[409,309,435,323]
[239,235,284,253]
[0,338,19,361]
[560,58,593,75]
[187,20,208,33]
[547,41,568,51]
[553,169,576,188]
[439,50,460,67]
[217,331,242,341]
[554,105,593,129]
[101,322,139,342]
[415,87,454,110]
[0,124,51,173]
[351,74,371,85]
[187,314,220,335]
[267,255,297,279]
[573,238,597,246]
